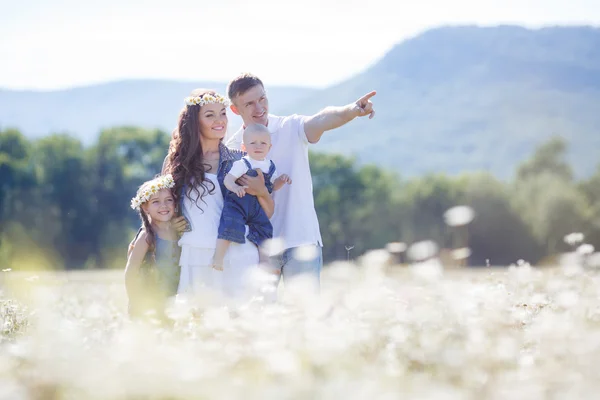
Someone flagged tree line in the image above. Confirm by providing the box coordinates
[1,127,598,269]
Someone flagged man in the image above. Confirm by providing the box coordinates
[225,73,376,290]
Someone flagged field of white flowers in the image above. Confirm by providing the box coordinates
[2,253,600,400]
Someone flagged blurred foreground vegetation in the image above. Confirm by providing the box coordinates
[0,127,598,269]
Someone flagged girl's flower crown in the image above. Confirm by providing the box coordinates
[131,174,175,210]
[184,93,230,107]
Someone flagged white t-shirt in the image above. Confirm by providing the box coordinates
[228,156,278,184]
[225,115,323,250]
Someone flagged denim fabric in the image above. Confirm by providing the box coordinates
[217,157,276,246]
[179,142,246,215]
[269,245,323,293]
[241,158,276,194]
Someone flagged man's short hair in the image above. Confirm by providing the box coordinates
[227,73,264,101]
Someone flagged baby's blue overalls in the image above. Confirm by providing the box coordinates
[217,158,276,247]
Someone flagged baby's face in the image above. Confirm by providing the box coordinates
[243,130,271,160]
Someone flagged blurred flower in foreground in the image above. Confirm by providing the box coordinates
[410,258,444,281]
[443,206,475,227]
[576,244,595,256]
[451,247,472,261]
[260,238,286,257]
[564,232,584,246]
[385,242,407,253]
[407,240,438,262]
[292,245,318,261]
[587,253,600,269]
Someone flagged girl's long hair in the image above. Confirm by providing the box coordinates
[139,207,156,262]
[163,89,220,210]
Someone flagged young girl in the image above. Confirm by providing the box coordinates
[125,174,181,320]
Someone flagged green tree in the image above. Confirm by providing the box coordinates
[34,134,90,268]
[310,152,399,261]
[86,127,170,267]
[460,172,543,265]
[514,137,593,255]
[0,128,34,222]
[578,164,600,247]
[395,174,465,246]
[516,136,573,182]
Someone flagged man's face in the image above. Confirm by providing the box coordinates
[231,84,269,127]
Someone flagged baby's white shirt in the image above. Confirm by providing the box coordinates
[228,156,278,183]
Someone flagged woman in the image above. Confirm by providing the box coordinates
[162,89,273,300]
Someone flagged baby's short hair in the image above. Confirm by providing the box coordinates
[243,123,270,144]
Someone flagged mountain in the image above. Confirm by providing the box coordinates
[283,25,600,178]
[2,25,600,178]
[0,80,315,143]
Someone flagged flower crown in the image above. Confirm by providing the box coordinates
[184,93,230,107]
[130,174,176,210]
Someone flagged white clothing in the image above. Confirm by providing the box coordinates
[178,173,259,299]
[228,156,278,184]
[225,115,323,251]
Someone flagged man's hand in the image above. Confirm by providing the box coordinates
[352,91,376,119]
[304,90,376,143]
[238,169,269,197]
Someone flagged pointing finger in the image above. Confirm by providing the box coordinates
[358,90,377,103]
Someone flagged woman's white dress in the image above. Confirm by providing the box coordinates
[177,173,260,300]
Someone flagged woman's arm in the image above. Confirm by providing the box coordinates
[125,232,149,301]
[258,193,274,219]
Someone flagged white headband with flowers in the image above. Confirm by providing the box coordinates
[184,93,230,107]
[131,174,175,210]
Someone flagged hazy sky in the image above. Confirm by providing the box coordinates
[1,0,599,90]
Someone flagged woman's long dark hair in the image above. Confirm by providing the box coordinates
[163,89,219,209]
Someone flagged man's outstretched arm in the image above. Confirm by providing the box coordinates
[303,91,376,144]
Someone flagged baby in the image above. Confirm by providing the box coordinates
[212,123,291,270]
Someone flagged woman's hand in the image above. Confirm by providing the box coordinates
[238,170,269,198]
[171,216,191,234]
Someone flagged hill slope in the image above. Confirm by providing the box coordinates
[283,25,600,178]
[0,80,315,143]
[2,26,599,178]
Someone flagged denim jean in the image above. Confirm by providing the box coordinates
[269,245,323,293]
[217,192,273,246]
